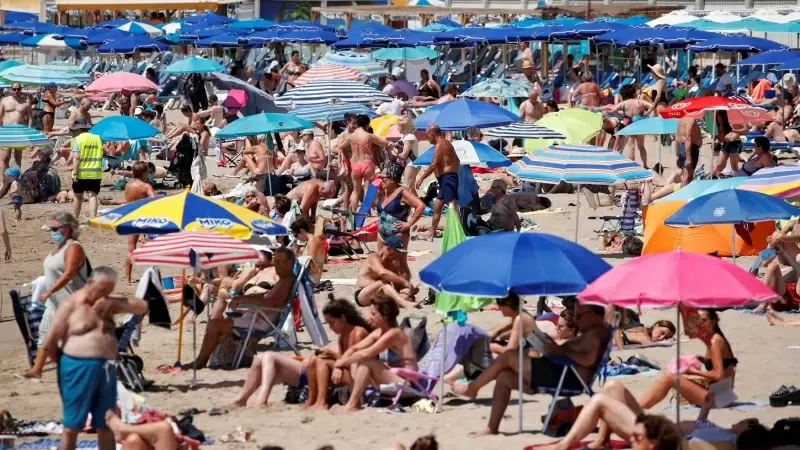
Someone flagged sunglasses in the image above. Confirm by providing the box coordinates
[11,88,20,92]
[49,226,63,232]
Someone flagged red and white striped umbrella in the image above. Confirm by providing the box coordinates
[130,232,260,269]
[293,64,364,87]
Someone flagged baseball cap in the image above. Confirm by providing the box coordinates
[301,129,314,136]
[133,106,144,115]
[45,82,57,89]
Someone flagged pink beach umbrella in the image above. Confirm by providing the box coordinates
[85,72,158,93]
[293,64,364,87]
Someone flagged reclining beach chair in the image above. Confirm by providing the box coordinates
[322,177,381,256]
[9,289,45,367]
[231,259,310,368]
[116,315,150,393]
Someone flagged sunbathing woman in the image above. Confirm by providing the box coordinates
[767,309,800,326]
[614,318,676,349]
[302,295,372,410]
[105,411,179,450]
[332,301,418,413]
[639,309,737,409]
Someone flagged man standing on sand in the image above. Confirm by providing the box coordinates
[125,161,156,283]
[71,124,103,220]
[286,178,336,218]
[0,82,32,198]
[336,114,395,212]
[676,115,702,187]
[519,90,545,123]
[415,125,461,241]
[43,267,148,450]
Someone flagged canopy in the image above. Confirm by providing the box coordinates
[0,33,27,45]
[230,18,275,31]
[288,103,375,123]
[209,73,286,115]
[293,64,364,86]
[412,140,511,169]
[736,50,800,66]
[90,116,159,142]
[484,123,566,140]
[55,0,224,12]
[195,34,255,48]
[664,189,800,226]
[316,51,387,77]
[274,80,391,108]
[549,21,629,40]
[646,11,700,27]
[215,113,312,139]
[115,20,162,37]
[183,13,233,26]
[371,47,438,61]
[268,20,335,33]
[85,72,158,93]
[86,30,132,46]
[0,124,51,148]
[163,57,225,75]
[461,78,533,98]
[688,36,789,53]
[129,232,259,270]
[96,35,169,54]
[738,164,800,199]
[248,29,339,45]
[20,34,86,50]
[414,99,520,131]
[0,64,83,86]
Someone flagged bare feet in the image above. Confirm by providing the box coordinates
[469,428,497,438]
[767,309,782,326]
[329,404,360,414]
[105,410,122,436]
[229,399,247,408]
[22,368,41,379]
[450,381,477,399]
[309,403,329,411]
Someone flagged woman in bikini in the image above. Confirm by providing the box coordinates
[570,71,602,110]
[417,69,440,99]
[375,163,425,251]
[614,316,675,349]
[646,64,670,116]
[332,301,418,413]
[280,51,302,90]
[41,84,68,133]
[600,85,652,167]
[302,295,373,410]
[737,136,774,177]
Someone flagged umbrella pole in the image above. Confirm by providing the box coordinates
[574,184,581,243]
[731,227,737,265]
[517,296,524,434]
[675,306,681,425]
[192,270,198,388]
[266,134,273,197]
[175,269,185,366]
[436,319,447,413]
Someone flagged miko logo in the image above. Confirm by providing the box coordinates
[132,217,170,228]
[713,207,726,217]
[197,218,234,229]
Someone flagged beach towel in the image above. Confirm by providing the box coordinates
[613,340,675,350]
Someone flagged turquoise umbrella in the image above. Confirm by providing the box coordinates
[215,113,313,138]
[163,57,225,75]
[371,47,439,61]
[90,116,159,142]
[0,60,23,73]
[0,124,51,148]
[461,78,533,98]
[615,117,678,136]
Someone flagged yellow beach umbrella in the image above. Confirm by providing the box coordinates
[525,109,603,151]
[371,114,401,138]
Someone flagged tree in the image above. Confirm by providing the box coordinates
[278,1,313,21]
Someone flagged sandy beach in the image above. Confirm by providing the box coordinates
[1,110,799,450]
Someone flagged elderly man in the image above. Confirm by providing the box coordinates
[353,236,418,309]
[0,82,32,196]
[43,267,148,450]
[480,179,521,233]
[286,178,336,218]
[415,125,460,241]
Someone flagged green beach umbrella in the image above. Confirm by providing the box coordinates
[371,47,439,61]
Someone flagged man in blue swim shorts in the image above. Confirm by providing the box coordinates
[415,125,461,241]
[42,267,148,450]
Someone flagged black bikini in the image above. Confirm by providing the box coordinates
[243,280,273,292]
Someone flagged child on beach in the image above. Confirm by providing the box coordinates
[3,168,22,220]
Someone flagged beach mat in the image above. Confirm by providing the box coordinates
[524,438,630,450]
[18,439,98,449]
[613,341,676,351]
[606,368,659,380]
[660,401,769,413]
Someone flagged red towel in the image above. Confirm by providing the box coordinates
[524,439,630,450]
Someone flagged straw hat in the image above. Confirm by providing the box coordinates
[648,63,667,79]
[522,60,534,70]
[508,147,526,157]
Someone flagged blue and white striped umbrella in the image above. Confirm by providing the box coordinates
[0,64,83,86]
[412,140,511,169]
[485,123,566,140]
[275,80,391,108]
[316,51,387,77]
[20,34,86,50]
[115,20,163,37]
[288,103,375,123]
[509,144,653,185]
[0,124,51,148]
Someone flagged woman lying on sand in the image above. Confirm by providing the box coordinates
[331,301,417,413]
[638,309,737,409]
[614,318,675,349]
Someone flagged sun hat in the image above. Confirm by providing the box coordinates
[648,64,667,79]
[508,147,526,157]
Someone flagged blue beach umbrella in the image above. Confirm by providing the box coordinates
[288,103,375,123]
[20,34,86,50]
[665,189,800,226]
[180,26,247,41]
[274,80,391,108]
[115,20,163,37]
[215,113,313,139]
[615,117,678,136]
[316,52,387,76]
[249,29,339,45]
[184,13,233,26]
[412,140,510,169]
[0,65,83,86]
[549,21,629,40]
[737,50,800,66]
[0,33,28,45]
[97,35,169,54]
[510,144,653,185]
[414,99,521,131]
[687,35,788,53]
[194,34,254,48]
[0,60,23,73]
[0,124,51,148]
[86,30,131,46]
[90,116,159,142]
[164,57,225,75]
[267,20,335,33]
[230,18,275,31]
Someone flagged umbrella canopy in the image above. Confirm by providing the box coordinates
[274,80,391,108]
[184,13,233,26]
[293,64,364,86]
[615,117,678,136]
[461,78,533,98]
[414,99,520,131]
[579,252,778,309]
[215,113,313,139]
[0,124,51,148]
[90,116,159,142]
[420,232,611,297]
[20,34,86,50]
[129,232,260,269]
[179,26,247,41]
[288,103,375,123]
[383,79,418,99]
[530,109,603,144]
[0,64,83,86]
[115,20,162,37]
[485,123,566,140]
[194,34,254,48]
[412,140,511,169]
[0,60,22,73]
[688,36,789,53]
[646,11,700,27]
[409,0,447,5]
[704,11,743,23]
[664,189,800,226]
[96,35,169,54]
[737,165,800,199]
[659,96,749,118]
[316,52,388,77]
[89,190,286,238]
[268,20,335,32]
[85,72,158,93]
[163,57,225,75]
[249,29,339,45]
[510,144,653,185]
[86,30,132,46]
[686,107,773,125]
[0,33,28,45]
[549,21,630,39]
[371,47,439,60]
[230,18,275,31]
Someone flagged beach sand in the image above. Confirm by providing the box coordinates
[1,110,798,449]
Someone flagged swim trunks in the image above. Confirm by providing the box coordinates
[677,142,700,169]
[11,195,22,208]
[58,354,117,430]
[436,173,459,203]
[354,288,365,307]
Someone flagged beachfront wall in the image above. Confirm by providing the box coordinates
[447,0,799,8]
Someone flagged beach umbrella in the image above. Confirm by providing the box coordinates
[0,65,83,86]
[90,116,159,142]
[0,124,51,148]
[20,34,86,50]
[94,18,132,29]
[180,26,247,41]
[737,165,800,199]
[527,109,603,146]
[686,107,773,125]
[687,35,789,53]
[0,33,27,45]
[421,231,611,431]
[163,57,225,75]
[409,0,448,6]
[0,60,23,73]
[85,72,158,93]
[274,80,391,108]
[293,64,364,86]
[230,18,275,31]
[414,99,521,131]
[215,113,312,139]
[90,190,286,237]
[549,21,630,40]
[371,47,439,60]
[267,20,334,32]
[659,96,749,118]
[85,30,132,46]
[96,35,169,54]
[412,140,511,169]
[194,34,254,48]
[484,123,566,140]
[114,20,162,37]
[615,117,678,136]
[184,13,233,26]
[249,29,339,45]
[288,103,375,123]
[460,78,533,98]
[316,51,388,77]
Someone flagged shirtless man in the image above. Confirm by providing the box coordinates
[676,115,702,187]
[195,94,226,129]
[68,98,93,131]
[286,178,336,218]
[300,129,327,175]
[415,125,461,241]
[353,237,418,309]
[43,267,148,450]
[336,114,394,211]
[518,90,545,123]
[0,82,32,196]
[125,162,156,283]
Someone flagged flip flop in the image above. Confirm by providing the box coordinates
[155,364,182,374]
[209,408,228,416]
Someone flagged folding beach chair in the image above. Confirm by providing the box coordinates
[116,315,149,393]
[322,177,381,256]
[231,260,310,368]
[10,289,45,367]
